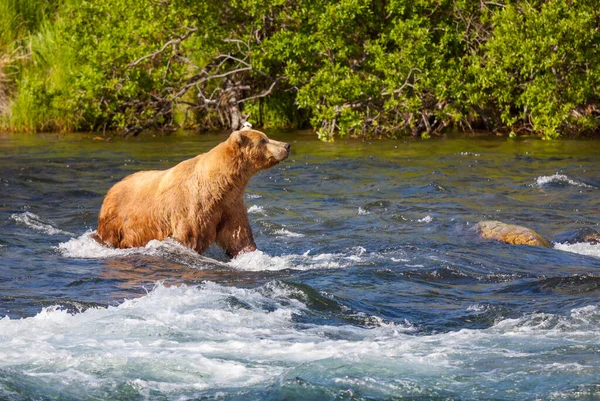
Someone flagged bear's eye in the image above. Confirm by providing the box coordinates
[259,138,268,145]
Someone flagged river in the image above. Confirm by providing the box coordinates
[0,131,599,400]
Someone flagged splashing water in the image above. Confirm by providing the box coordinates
[1,282,600,400]
[57,232,226,268]
[533,173,594,188]
[247,205,267,215]
[554,242,600,258]
[273,228,305,238]
[417,215,433,223]
[11,212,74,236]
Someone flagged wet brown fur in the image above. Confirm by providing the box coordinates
[95,129,289,257]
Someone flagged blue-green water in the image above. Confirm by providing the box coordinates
[1,131,599,400]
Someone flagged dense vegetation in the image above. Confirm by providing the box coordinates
[1,0,598,139]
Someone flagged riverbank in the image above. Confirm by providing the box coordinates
[2,0,599,140]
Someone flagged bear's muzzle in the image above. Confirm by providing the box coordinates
[268,140,290,162]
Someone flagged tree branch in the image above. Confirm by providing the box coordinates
[237,78,281,103]
[128,26,198,68]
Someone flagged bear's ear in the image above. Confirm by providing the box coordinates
[229,130,247,147]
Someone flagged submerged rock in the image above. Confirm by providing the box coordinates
[552,227,600,245]
[473,220,552,248]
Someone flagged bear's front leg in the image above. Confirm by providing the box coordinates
[216,202,257,258]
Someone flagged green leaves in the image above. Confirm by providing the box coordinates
[2,0,599,138]
[469,0,600,138]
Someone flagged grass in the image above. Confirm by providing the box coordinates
[0,0,75,132]
[0,0,58,46]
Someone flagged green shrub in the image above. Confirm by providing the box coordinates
[468,0,600,139]
[2,0,599,139]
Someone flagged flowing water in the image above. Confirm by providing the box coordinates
[0,131,599,400]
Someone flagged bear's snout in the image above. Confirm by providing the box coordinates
[281,142,291,160]
[268,140,290,162]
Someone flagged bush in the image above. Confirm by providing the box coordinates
[2,0,599,139]
[467,0,600,139]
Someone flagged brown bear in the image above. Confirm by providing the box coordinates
[94,129,290,257]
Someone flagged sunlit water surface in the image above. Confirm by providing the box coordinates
[1,131,599,400]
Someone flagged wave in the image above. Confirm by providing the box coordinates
[53,229,600,273]
[229,246,373,271]
[533,173,594,189]
[273,228,304,238]
[247,205,267,215]
[417,215,433,223]
[228,249,348,271]
[10,212,74,236]
[357,207,370,215]
[554,242,600,258]
[0,282,599,400]
[57,232,228,269]
[58,234,365,271]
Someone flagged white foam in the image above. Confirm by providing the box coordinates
[228,249,345,271]
[358,207,370,215]
[489,305,600,337]
[0,283,301,394]
[247,205,267,215]
[58,231,139,258]
[417,215,433,223]
[0,282,413,394]
[228,246,374,271]
[58,234,366,272]
[58,232,191,258]
[467,304,487,313]
[554,242,600,258]
[11,212,74,236]
[466,304,500,314]
[58,233,385,272]
[57,232,228,269]
[273,228,304,238]
[1,283,599,399]
[534,174,594,188]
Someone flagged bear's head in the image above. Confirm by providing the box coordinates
[229,129,290,172]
